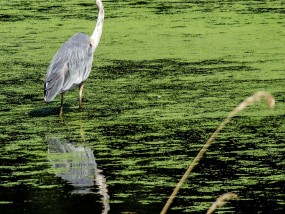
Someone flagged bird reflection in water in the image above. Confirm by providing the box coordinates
[47,137,110,214]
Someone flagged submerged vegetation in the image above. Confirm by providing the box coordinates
[0,0,285,213]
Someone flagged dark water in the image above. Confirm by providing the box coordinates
[1,0,285,213]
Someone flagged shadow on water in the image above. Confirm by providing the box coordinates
[29,104,72,117]
[29,107,60,117]
[98,59,255,77]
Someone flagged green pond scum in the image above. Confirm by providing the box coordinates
[0,0,285,213]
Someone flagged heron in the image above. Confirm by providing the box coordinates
[44,0,104,115]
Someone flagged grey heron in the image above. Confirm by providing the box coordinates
[44,0,104,115]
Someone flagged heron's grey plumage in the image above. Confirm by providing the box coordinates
[44,0,104,114]
[44,33,93,102]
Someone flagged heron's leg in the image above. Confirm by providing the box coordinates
[79,83,84,111]
[60,93,64,116]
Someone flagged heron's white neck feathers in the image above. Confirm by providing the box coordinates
[90,0,104,51]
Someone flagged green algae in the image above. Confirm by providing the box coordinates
[1,0,285,213]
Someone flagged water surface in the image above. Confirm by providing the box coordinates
[0,0,285,213]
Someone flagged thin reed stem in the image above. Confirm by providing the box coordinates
[206,192,238,214]
[161,91,275,214]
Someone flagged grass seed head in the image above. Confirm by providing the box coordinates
[206,192,238,214]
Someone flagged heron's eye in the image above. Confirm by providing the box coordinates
[89,43,92,47]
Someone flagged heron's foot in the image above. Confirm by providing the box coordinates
[79,106,83,112]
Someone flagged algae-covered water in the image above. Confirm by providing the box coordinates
[1,0,285,213]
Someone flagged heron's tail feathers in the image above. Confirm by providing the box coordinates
[44,91,54,102]
[44,74,65,102]
[44,88,57,102]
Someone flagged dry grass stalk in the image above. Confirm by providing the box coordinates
[206,192,238,214]
[161,91,275,214]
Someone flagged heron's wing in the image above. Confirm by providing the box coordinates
[44,63,68,102]
[44,33,94,102]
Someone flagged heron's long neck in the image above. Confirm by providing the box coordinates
[90,0,104,50]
